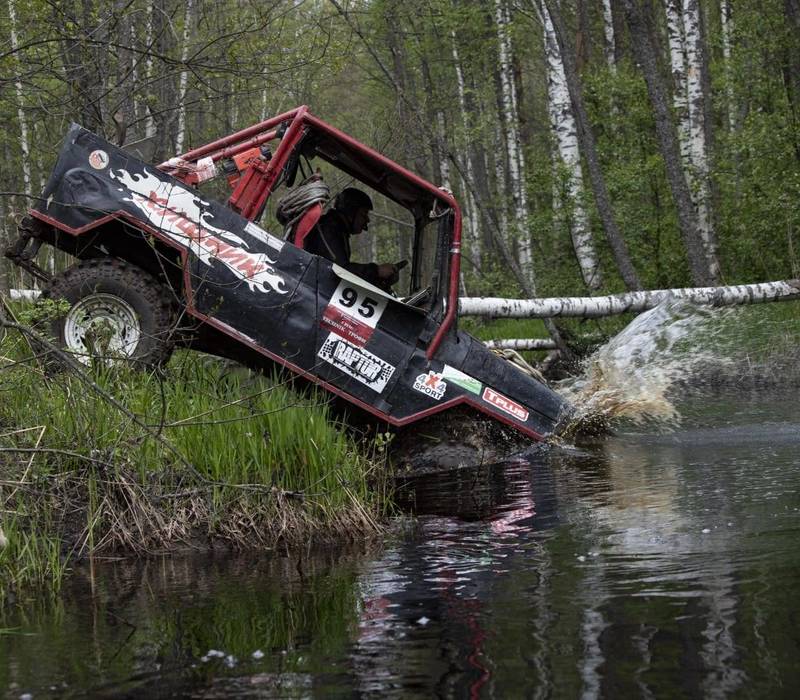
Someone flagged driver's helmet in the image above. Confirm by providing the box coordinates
[335,188,373,212]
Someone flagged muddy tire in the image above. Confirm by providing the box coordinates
[390,407,525,474]
[44,259,175,368]
[393,439,484,474]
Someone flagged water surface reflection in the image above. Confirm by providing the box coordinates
[2,393,799,698]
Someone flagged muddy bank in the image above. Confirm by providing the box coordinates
[0,338,383,598]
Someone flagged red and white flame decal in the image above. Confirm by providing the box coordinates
[110,168,287,295]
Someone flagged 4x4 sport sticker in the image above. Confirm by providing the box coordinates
[413,371,447,400]
[317,332,395,392]
[482,387,529,422]
[321,279,388,347]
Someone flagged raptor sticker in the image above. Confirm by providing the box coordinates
[413,371,447,400]
[482,387,529,422]
[317,332,394,392]
[110,168,287,295]
[321,280,388,347]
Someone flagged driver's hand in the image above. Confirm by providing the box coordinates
[377,263,400,286]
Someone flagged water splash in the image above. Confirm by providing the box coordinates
[558,299,735,431]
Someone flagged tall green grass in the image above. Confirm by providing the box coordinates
[0,324,383,599]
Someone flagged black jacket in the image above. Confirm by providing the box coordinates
[304,209,381,286]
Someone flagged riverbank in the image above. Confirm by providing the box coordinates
[0,327,385,600]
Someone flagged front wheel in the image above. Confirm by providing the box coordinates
[390,407,528,474]
[45,259,175,368]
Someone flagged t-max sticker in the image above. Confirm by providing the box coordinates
[482,387,529,422]
[321,280,388,347]
[317,332,395,392]
[109,168,287,295]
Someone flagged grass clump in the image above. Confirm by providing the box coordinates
[0,322,383,600]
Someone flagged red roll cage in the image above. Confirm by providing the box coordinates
[157,105,462,359]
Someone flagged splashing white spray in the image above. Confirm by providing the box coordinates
[558,299,735,429]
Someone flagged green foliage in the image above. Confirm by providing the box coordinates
[1,1,799,359]
[13,298,69,326]
[0,327,380,597]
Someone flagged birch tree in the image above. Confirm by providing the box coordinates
[622,0,714,286]
[665,0,721,282]
[681,0,721,281]
[601,0,617,73]
[175,0,195,153]
[541,0,642,290]
[143,0,157,140]
[451,34,482,271]
[784,0,800,164]
[0,186,9,297]
[7,0,32,203]
[540,1,603,291]
[665,0,690,162]
[719,0,735,132]
[494,0,533,282]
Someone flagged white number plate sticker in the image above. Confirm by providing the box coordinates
[321,280,388,347]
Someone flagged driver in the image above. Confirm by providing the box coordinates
[305,187,400,290]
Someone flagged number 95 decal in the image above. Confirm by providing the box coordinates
[321,279,388,347]
[337,285,380,318]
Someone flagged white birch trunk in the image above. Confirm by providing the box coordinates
[260,84,270,122]
[436,111,451,190]
[682,0,721,281]
[459,279,800,317]
[485,338,558,350]
[720,0,735,132]
[230,99,239,131]
[9,289,41,301]
[7,0,32,201]
[542,2,603,291]
[494,0,532,280]
[451,34,481,269]
[144,0,156,139]
[175,0,194,153]
[665,0,690,163]
[601,0,617,73]
[666,0,721,282]
[493,122,509,238]
[0,195,8,297]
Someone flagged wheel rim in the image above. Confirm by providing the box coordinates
[63,293,141,364]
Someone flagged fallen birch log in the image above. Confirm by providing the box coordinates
[460,279,800,318]
[484,338,558,350]
[9,289,40,301]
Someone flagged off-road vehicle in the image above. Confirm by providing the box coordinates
[6,106,569,467]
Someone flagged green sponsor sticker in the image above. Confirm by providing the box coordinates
[442,364,482,395]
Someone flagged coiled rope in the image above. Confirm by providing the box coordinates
[490,347,548,385]
[276,178,330,238]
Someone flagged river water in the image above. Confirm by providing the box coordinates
[2,307,800,698]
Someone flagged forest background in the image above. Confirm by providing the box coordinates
[1,0,799,305]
